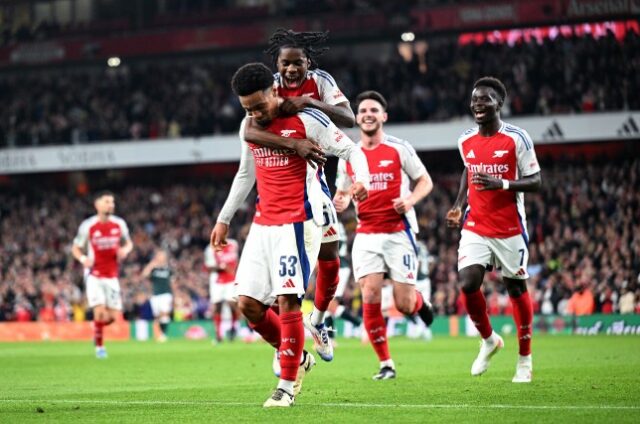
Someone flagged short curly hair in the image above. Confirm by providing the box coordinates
[231,63,274,96]
[473,76,507,104]
[355,90,388,111]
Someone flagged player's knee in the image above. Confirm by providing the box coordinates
[459,266,484,293]
[318,241,339,260]
[237,296,264,323]
[506,279,527,297]
[361,287,380,304]
[277,294,300,314]
[396,298,413,315]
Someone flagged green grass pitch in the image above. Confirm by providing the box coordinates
[1,335,639,423]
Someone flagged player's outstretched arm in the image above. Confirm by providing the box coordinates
[216,136,256,227]
[282,97,355,128]
[447,168,468,228]
[244,117,326,168]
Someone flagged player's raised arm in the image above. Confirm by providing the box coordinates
[282,97,355,128]
[300,109,370,201]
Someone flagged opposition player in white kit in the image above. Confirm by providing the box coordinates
[209,63,370,407]
[446,77,541,383]
[72,191,132,358]
[204,239,240,343]
[334,91,435,380]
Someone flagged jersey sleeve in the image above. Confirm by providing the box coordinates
[335,158,352,192]
[73,220,90,248]
[515,128,541,177]
[116,217,131,242]
[217,119,256,225]
[300,109,370,189]
[313,69,348,106]
[398,140,428,180]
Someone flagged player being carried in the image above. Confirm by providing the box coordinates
[242,28,356,363]
[142,249,173,343]
[210,63,370,407]
[446,76,542,383]
[72,191,133,359]
[204,237,240,344]
[334,91,435,380]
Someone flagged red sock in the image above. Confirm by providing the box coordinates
[363,303,390,361]
[248,308,281,349]
[213,312,222,340]
[94,321,105,347]
[279,311,304,382]
[315,258,340,312]
[412,291,424,315]
[463,289,493,339]
[510,291,533,356]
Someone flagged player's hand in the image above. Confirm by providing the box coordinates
[471,172,502,191]
[80,255,94,268]
[333,192,351,213]
[293,138,326,169]
[446,207,462,228]
[117,247,130,261]
[280,97,309,115]
[392,196,414,214]
[211,222,229,251]
[350,182,368,202]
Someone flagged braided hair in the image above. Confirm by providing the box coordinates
[265,28,330,69]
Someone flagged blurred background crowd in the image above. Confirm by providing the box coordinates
[1,153,638,322]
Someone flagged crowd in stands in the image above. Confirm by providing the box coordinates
[1,154,638,323]
[2,29,638,147]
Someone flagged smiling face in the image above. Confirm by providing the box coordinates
[276,47,310,90]
[470,85,502,125]
[239,86,279,126]
[357,99,387,136]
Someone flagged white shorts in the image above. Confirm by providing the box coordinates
[352,230,418,284]
[335,266,351,298]
[321,201,340,243]
[458,229,530,279]
[86,275,122,310]
[150,293,173,316]
[235,220,322,306]
[209,280,236,304]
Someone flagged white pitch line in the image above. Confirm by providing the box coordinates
[0,399,638,411]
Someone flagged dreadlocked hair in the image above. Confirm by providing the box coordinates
[265,28,330,69]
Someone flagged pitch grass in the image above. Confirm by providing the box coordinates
[0,335,639,423]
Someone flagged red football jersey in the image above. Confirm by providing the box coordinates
[204,240,238,284]
[336,134,427,234]
[274,69,348,106]
[457,122,540,239]
[74,215,130,278]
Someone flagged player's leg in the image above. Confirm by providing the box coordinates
[458,230,504,375]
[212,301,224,343]
[86,275,108,358]
[384,231,434,327]
[227,300,240,341]
[360,273,395,379]
[264,220,321,407]
[158,293,172,342]
[493,234,533,382]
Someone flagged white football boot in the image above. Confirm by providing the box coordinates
[471,332,504,376]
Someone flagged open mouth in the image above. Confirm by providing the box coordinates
[284,75,302,89]
[474,110,487,120]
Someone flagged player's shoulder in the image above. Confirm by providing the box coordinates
[108,215,128,228]
[299,107,331,128]
[309,68,337,87]
[501,122,534,149]
[79,215,99,228]
[457,126,480,145]
[383,133,416,155]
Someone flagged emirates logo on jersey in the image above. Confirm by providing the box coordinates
[468,163,509,178]
[369,172,395,191]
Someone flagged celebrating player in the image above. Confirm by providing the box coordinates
[72,191,132,359]
[204,238,240,344]
[446,76,542,383]
[142,250,173,342]
[210,63,370,407]
[243,28,356,361]
[334,91,435,380]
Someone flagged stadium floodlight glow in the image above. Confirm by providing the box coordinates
[401,32,415,42]
[107,57,121,68]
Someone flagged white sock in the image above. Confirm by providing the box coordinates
[519,354,532,364]
[484,331,497,343]
[277,379,294,395]
[380,359,395,369]
[310,306,326,326]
